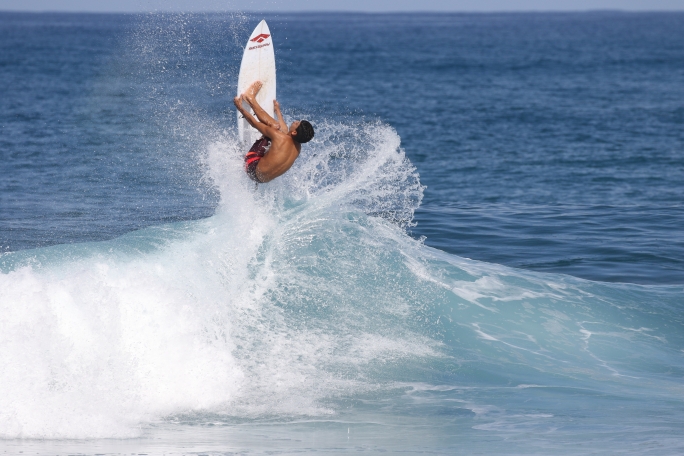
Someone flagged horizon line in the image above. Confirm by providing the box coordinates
[2,8,684,14]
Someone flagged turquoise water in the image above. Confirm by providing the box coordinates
[1,11,684,455]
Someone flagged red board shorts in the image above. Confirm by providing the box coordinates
[244,137,271,183]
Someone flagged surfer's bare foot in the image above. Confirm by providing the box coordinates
[243,81,263,101]
[233,96,243,111]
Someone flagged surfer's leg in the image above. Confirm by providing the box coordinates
[245,157,262,183]
[248,136,270,154]
[244,137,270,183]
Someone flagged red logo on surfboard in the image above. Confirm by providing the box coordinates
[250,34,270,43]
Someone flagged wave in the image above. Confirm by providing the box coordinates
[1,120,683,440]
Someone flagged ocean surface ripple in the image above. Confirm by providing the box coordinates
[1,11,684,455]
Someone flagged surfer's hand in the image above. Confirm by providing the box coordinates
[274,100,281,111]
[233,96,243,111]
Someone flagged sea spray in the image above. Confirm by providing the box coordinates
[4,117,683,443]
[0,120,435,438]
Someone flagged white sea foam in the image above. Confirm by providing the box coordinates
[1,119,682,441]
[0,121,436,438]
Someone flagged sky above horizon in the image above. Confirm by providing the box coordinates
[2,0,684,12]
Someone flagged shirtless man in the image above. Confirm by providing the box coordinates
[234,81,314,183]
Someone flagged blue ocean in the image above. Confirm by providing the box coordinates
[1,11,684,455]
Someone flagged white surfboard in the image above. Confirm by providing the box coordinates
[237,20,276,146]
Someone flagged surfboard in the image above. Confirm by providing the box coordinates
[237,20,276,146]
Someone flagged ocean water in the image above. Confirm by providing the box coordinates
[1,11,684,455]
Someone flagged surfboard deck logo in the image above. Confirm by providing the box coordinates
[250,34,270,43]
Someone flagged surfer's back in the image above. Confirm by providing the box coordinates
[255,120,314,182]
[254,132,301,182]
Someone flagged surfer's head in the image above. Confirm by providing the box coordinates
[290,120,314,144]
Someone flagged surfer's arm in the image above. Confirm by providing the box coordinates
[234,97,280,138]
[244,95,280,129]
[274,100,288,132]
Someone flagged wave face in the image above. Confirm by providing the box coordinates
[1,120,683,453]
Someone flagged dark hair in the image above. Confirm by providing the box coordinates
[293,120,314,144]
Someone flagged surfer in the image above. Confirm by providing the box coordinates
[234,81,315,183]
